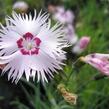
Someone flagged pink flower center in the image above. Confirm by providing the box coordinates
[17,32,41,55]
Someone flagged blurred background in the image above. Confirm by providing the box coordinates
[0,0,109,109]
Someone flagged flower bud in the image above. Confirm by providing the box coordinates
[80,53,109,76]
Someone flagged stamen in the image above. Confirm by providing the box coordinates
[27,42,33,50]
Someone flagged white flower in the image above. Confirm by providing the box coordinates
[0,10,68,83]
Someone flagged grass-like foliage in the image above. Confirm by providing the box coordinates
[0,0,109,109]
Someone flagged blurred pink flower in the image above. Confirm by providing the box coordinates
[64,24,78,44]
[13,1,29,13]
[72,36,90,54]
[48,4,57,13]
[81,53,109,76]
[53,6,75,24]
